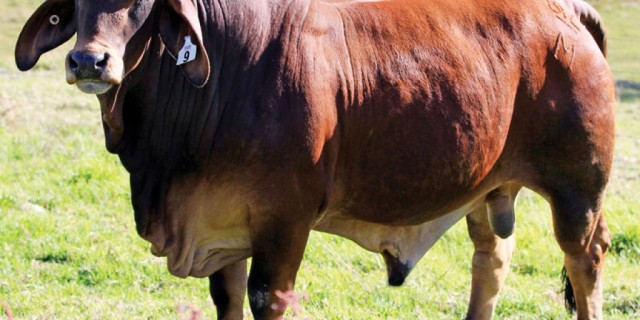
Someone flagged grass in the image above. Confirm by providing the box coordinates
[1,1,639,319]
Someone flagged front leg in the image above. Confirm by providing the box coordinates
[247,210,314,319]
[209,260,248,320]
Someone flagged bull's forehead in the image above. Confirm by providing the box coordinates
[76,0,146,11]
[75,0,155,29]
[73,0,155,48]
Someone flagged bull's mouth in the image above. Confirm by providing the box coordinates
[76,80,114,95]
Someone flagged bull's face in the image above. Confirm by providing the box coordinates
[15,0,210,94]
[16,0,210,150]
[65,0,155,94]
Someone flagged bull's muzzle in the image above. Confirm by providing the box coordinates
[67,51,113,94]
[66,49,123,95]
[68,51,107,80]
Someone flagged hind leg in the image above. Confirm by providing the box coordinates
[551,191,611,320]
[465,205,516,320]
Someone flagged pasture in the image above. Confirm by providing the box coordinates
[1,0,638,318]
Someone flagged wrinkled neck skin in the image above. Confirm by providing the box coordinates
[111,0,312,268]
[117,0,304,167]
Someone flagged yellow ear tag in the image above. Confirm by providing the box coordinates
[176,36,197,66]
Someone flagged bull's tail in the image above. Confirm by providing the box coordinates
[561,266,577,314]
[569,0,607,56]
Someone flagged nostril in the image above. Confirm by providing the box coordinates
[68,54,79,71]
[95,54,108,71]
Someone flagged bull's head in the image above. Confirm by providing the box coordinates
[16,0,210,90]
[15,0,210,150]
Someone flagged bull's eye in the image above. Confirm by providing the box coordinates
[49,15,60,25]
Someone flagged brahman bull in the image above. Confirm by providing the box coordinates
[208,2,610,319]
[16,0,614,319]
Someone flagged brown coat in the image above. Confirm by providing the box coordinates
[16,0,615,318]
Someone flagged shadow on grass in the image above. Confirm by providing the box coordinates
[616,80,640,102]
[35,252,71,264]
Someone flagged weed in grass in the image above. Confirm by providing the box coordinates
[66,172,94,185]
[0,195,17,209]
[35,252,71,264]
[512,263,539,276]
[0,281,8,295]
[26,198,56,212]
[78,267,100,287]
[610,232,640,259]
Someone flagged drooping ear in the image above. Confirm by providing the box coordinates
[15,0,76,71]
[159,0,211,87]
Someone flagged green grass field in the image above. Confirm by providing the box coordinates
[1,0,639,319]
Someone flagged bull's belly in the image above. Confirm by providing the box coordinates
[328,141,507,225]
[330,181,494,226]
[314,197,482,265]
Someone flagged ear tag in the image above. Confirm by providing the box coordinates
[176,36,197,66]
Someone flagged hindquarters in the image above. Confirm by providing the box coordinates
[511,9,614,202]
[508,22,615,318]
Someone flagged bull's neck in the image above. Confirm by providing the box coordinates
[117,0,314,172]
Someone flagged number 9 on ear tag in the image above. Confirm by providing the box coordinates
[177,36,197,66]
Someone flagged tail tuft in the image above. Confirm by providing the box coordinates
[561,266,577,314]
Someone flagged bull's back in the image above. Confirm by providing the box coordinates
[318,0,612,224]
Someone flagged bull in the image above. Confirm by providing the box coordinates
[208,2,610,318]
[16,0,614,319]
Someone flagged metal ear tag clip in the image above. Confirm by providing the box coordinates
[176,36,197,66]
[49,15,60,25]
